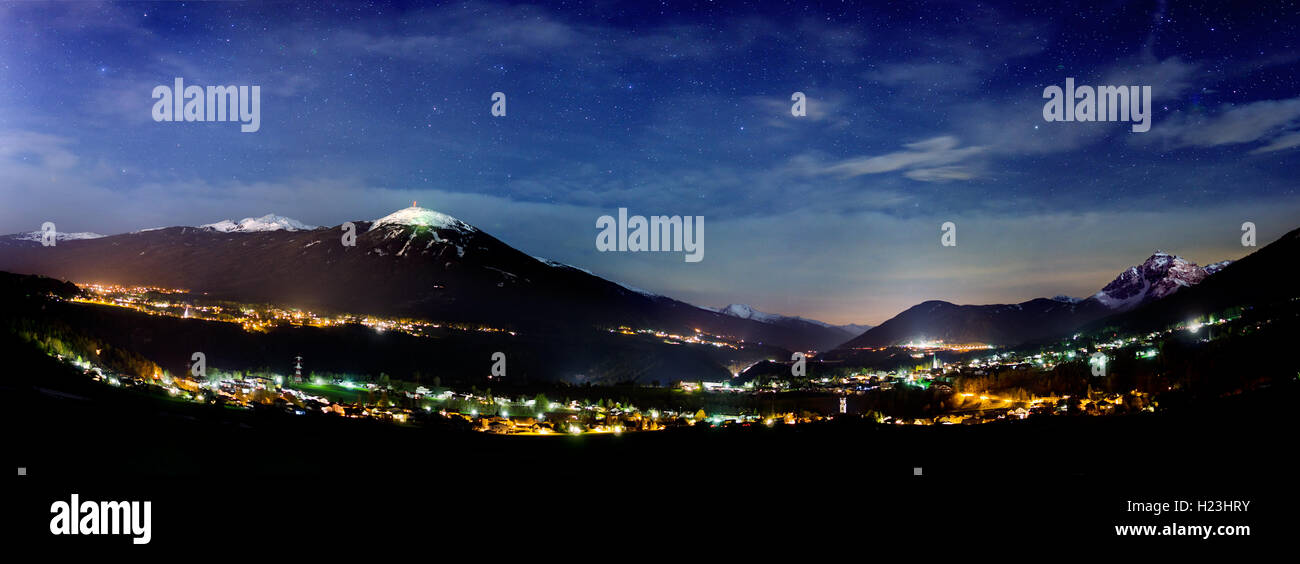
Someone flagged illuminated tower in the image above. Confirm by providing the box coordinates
[293,355,303,383]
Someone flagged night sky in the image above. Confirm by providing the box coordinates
[1,1,1298,325]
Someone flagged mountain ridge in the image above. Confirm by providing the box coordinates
[839,249,1239,348]
[0,207,846,352]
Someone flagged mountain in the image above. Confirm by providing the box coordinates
[706,303,868,350]
[4,231,104,243]
[711,303,788,324]
[836,298,1110,348]
[836,323,874,336]
[0,206,837,352]
[1204,260,1232,275]
[1082,226,1300,335]
[1087,251,1229,311]
[200,213,319,232]
[838,250,1233,348]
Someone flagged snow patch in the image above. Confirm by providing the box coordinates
[1091,251,1215,311]
[533,256,595,275]
[713,303,841,328]
[1204,260,1232,275]
[616,282,662,298]
[202,214,316,233]
[370,206,476,234]
[14,231,104,242]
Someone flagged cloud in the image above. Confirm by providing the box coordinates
[1100,55,1198,101]
[868,62,986,90]
[904,166,977,182]
[321,6,857,67]
[816,136,986,180]
[335,8,585,63]
[1142,97,1300,150]
[1251,130,1300,153]
[749,92,852,130]
[0,130,79,169]
[863,10,1046,93]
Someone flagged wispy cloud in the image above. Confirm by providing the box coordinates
[1100,54,1198,102]
[1252,130,1300,153]
[863,10,1046,93]
[750,92,852,129]
[1140,97,1300,151]
[815,136,986,181]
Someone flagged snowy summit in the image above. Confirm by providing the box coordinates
[714,303,787,324]
[709,303,865,331]
[1090,251,1227,311]
[369,205,476,233]
[202,214,316,232]
[14,230,104,242]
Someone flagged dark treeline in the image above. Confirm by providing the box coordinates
[949,313,1299,419]
[0,272,163,380]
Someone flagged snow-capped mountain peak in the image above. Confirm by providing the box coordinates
[12,230,104,242]
[369,206,476,233]
[1090,251,1228,311]
[708,303,870,335]
[715,303,785,324]
[202,214,316,233]
[1204,260,1232,275]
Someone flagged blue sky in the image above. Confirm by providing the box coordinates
[2,1,1298,324]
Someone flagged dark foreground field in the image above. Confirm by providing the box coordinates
[3,335,1294,551]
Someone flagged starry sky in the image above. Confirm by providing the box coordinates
[2,1,1298,325]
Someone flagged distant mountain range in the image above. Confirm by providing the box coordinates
[200,213,318,233]
[704,303,870,350]
[7,208,1289,353]
[0,207,849,351]
[838,248,1251,349]
[11,231,105,242]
